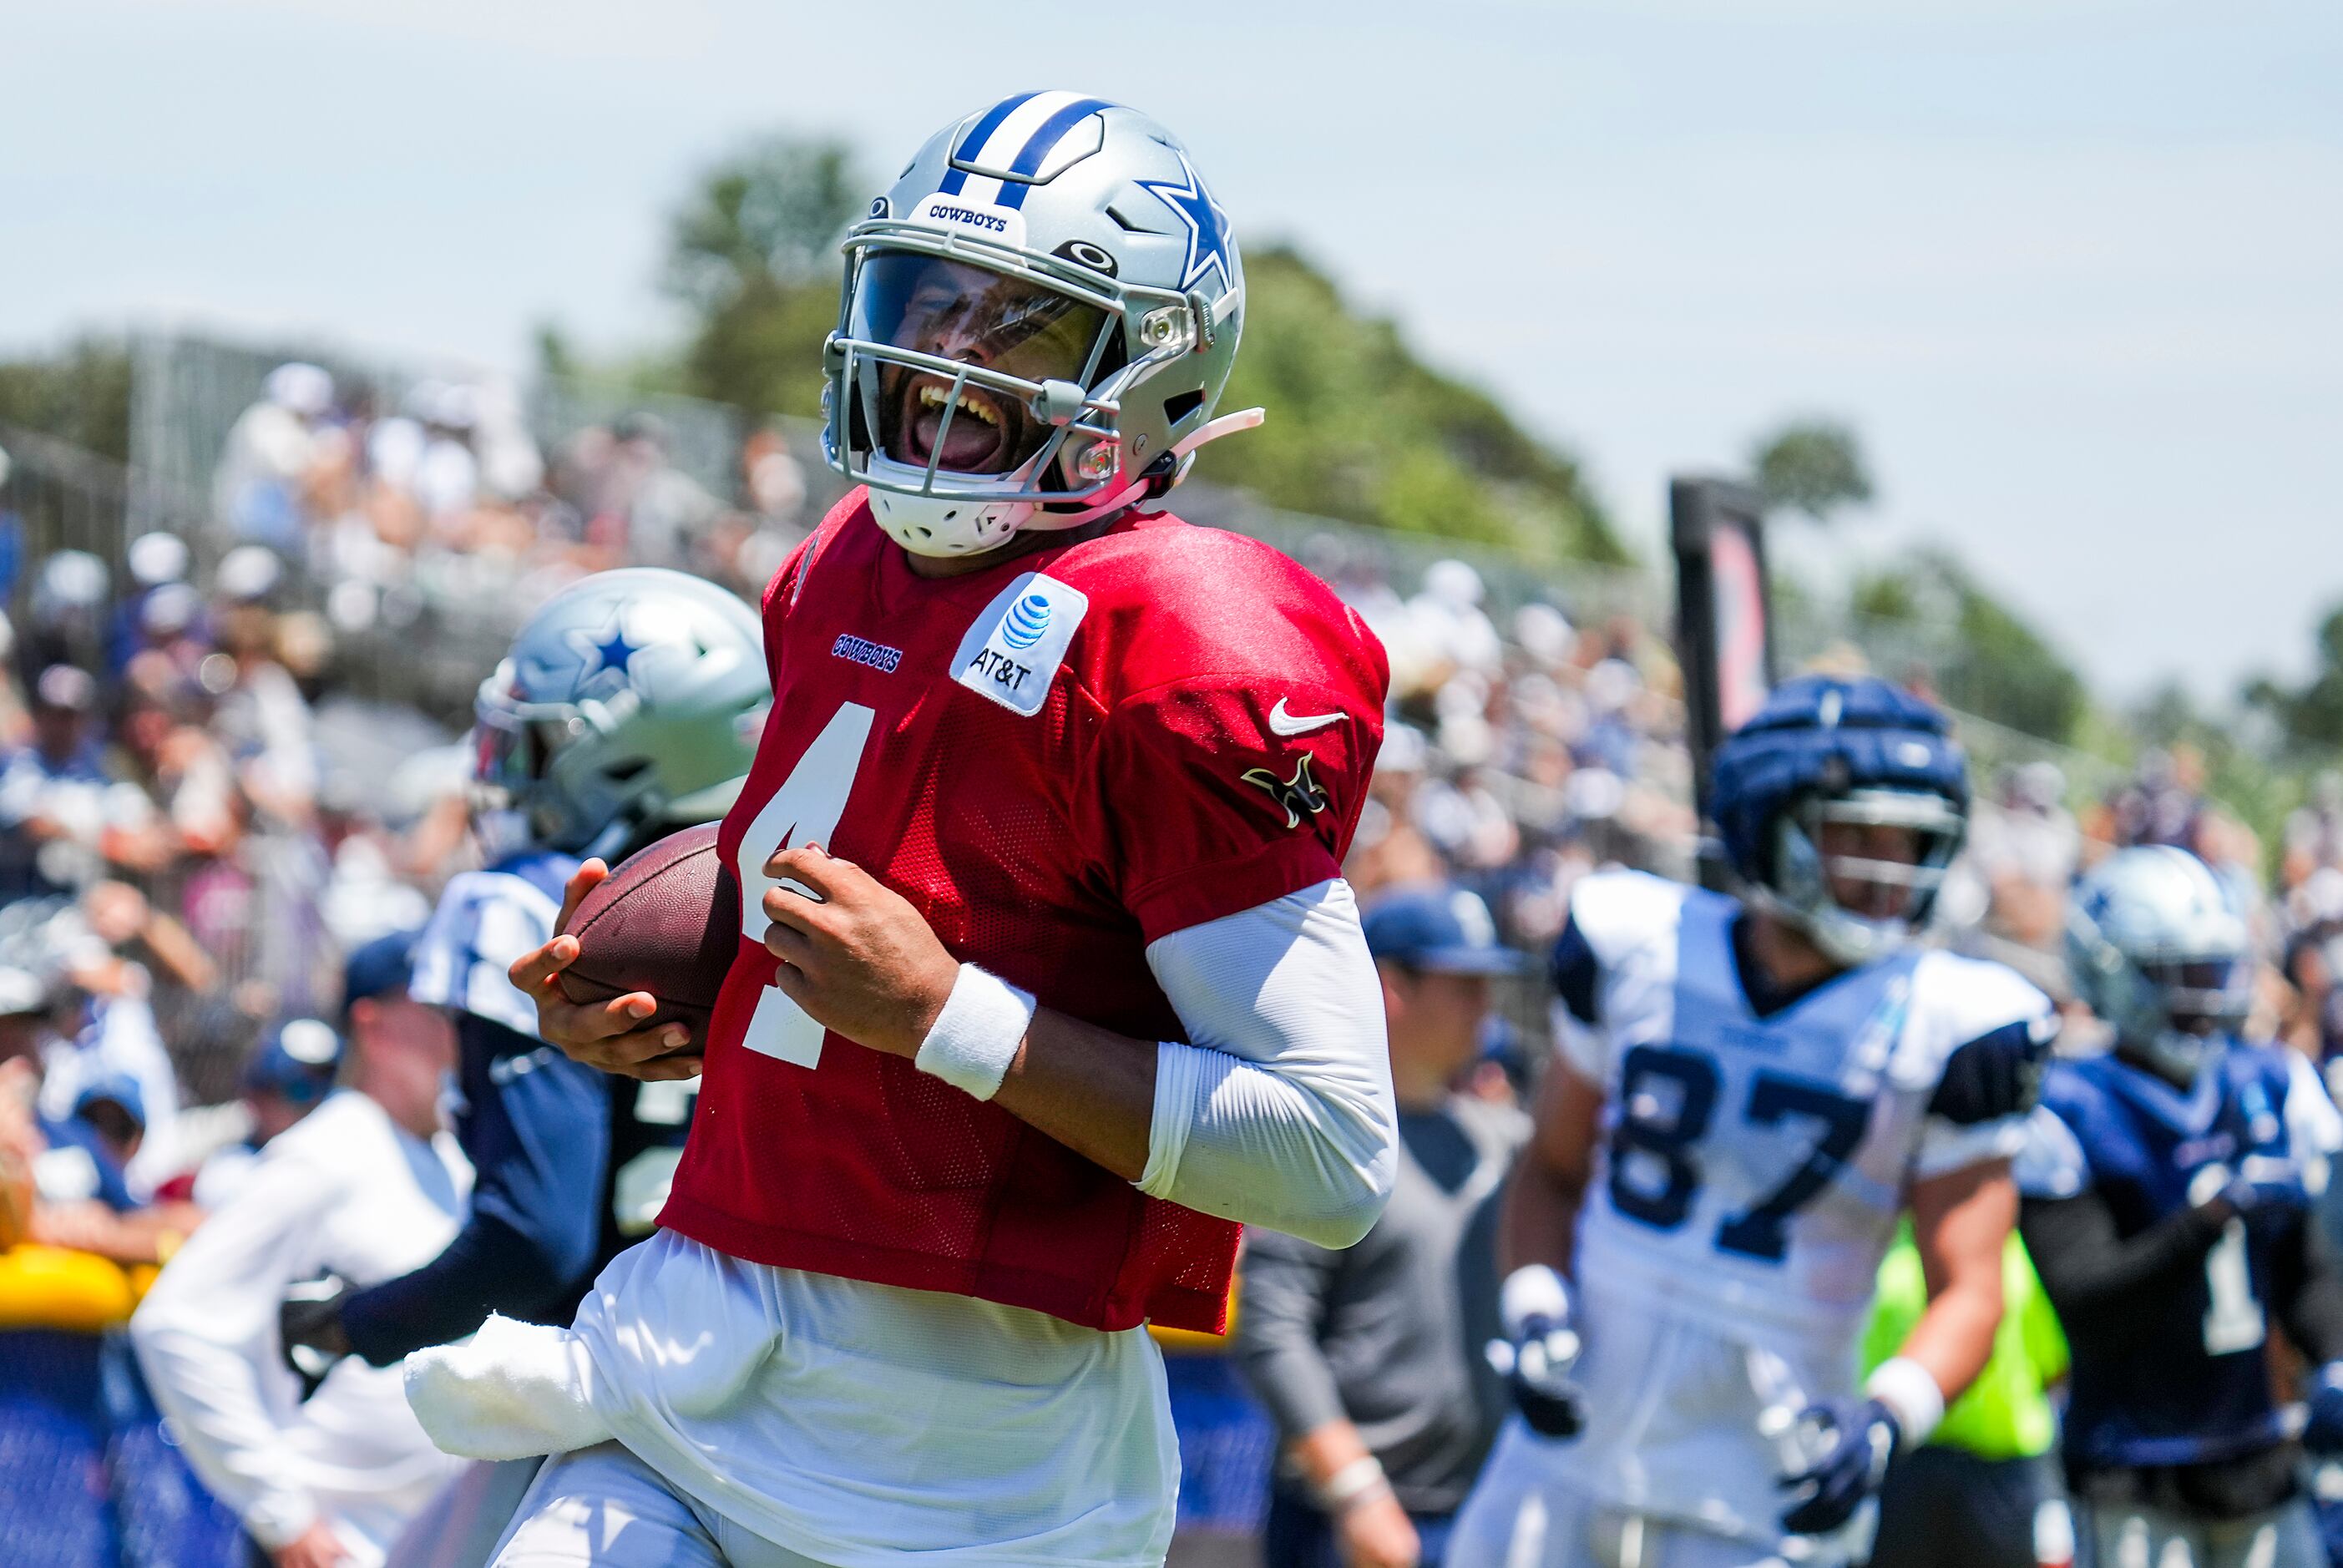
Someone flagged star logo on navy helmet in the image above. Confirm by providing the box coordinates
[1242,752,1330,831]
[1137,151,1234,294]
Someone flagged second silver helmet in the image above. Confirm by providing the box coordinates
[473,568,770,859]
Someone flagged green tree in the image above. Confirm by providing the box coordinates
[665,137,867,309]
[663,136,866,417]
[1850,549,2084,742]
[0,337,134,459]
[1200,248,1623,563]
[1753,419,1873,524]
[2244,605,2343,750]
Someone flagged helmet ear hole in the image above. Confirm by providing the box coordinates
[1162,390,1204,427]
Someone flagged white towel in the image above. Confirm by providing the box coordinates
[402,1314,613,1461]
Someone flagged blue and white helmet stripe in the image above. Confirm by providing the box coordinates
[939,90,1116,210]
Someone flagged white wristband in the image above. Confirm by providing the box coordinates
[1865,1355,1946,1449]
[913,964,1035,1101]
[1317,1454,1390,1512]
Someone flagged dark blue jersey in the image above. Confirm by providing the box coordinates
[2020,1043,2340,1470]
[340,846,696,1366]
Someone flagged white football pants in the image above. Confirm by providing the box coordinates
[488,1443,840,1568]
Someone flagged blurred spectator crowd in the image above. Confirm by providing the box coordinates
[210,360,813,644]
[0,360,845,1293]
[9,352,2343,1563]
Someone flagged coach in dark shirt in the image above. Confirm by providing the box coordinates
[1236,885,1529,1568]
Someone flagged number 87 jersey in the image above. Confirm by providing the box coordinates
[1539,868,2052,1531]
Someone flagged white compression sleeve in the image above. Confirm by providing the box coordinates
[1138,878,1397,1248]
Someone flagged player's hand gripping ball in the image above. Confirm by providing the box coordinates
[757,842,960,1060]
[512,823,736,1081]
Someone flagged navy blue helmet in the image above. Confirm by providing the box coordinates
[1711,675,1969,965]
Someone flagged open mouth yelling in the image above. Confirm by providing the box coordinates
[893,373,1020,474]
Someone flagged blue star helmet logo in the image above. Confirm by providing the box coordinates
[564,611,644,693]
[1137,151,1235,295]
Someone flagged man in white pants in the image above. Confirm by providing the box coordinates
[132,931,469,1567]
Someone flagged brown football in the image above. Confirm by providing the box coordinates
[557,821,740,1045]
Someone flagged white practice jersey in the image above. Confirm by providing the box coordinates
[130,1092,473,1564]
[406,848,574,1034]
[1494,871,2052,1545]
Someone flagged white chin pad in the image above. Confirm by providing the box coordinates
[402,1314,611,1460]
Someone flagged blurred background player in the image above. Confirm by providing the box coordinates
[0,934,195,1265]
[2019,846,2343,1568]
[130,928,468,1568]
[263,569,759,1555]
[1860,1217,2070,1568]
[280,566,767,1365]
[180,1015,346,1209]
[1451,674,2057,1568]
[1236,885,1530,1568]
[275,568,766,1563]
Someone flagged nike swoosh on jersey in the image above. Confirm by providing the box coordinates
[1267,697,1344,736]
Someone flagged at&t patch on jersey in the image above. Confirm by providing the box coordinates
[952,572,1089,717]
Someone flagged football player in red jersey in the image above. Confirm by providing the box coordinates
[405,93,1402,1567]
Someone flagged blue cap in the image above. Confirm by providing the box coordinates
[243,1017,343,1105]
[342,928,422,1019]
[1362,885,1523,974]
[72,1072,147,1130]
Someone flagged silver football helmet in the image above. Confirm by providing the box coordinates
[2067,845,2254,1083]
[473,569,770,860]
[824,90,1259,558]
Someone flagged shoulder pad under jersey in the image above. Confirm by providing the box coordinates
[1567,869,1698,970]
[408,859,571,1036]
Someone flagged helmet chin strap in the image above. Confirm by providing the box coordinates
[1016,408,1268,535]
[1170,406,1267,459]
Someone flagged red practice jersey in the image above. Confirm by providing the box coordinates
[660,490,1388,1332]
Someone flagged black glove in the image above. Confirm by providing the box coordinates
[278,1275,353,1400]
[1490,1314,1585,1438]
[1779,1396,1900,1536]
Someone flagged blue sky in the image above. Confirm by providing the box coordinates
[6,0,2338,700]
